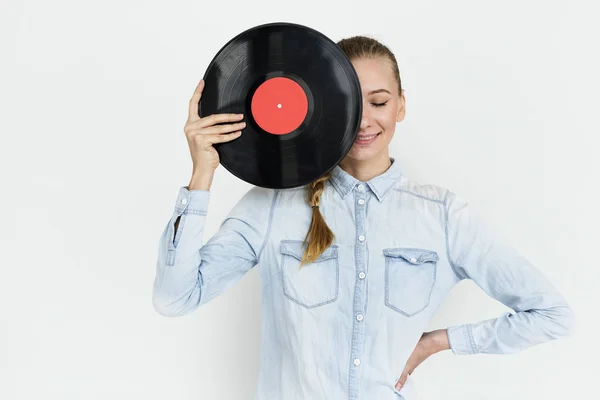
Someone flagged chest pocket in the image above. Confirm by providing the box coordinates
[383,247,438,317]
[280,240,340,309]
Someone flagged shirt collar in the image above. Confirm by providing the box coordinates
[329,157,402,202]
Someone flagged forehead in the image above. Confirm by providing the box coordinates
[351,58,396,93]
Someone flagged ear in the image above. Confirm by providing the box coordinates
[396,89,406,123]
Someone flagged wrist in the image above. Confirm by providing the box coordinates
[424,329,451,353]
[188,170,214,191]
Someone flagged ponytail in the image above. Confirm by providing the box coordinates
[300,172,335,267]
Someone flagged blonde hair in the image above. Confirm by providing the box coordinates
[299,35,403,267]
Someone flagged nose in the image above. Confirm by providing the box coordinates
[360,111,372,130]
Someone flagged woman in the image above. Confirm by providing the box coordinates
[152,36,575,399]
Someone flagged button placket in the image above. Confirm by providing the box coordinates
[349,182,368,384]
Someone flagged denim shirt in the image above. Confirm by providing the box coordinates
[152,157,575,400]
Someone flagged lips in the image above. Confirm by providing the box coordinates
[357,133,379,140]
[355,132,381,144]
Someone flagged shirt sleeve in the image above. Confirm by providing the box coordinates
[443,189,576,355]
[152,185,276,317]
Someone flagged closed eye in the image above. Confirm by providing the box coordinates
[372,101,388,107]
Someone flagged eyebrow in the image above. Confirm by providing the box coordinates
[367,89,391,95]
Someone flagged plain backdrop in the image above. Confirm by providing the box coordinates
[1,0,598,399]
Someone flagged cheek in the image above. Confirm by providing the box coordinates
[371,103,398,129]
[378,111,398,133]
[374,111,397,146]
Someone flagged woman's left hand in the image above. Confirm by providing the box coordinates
[395,329,450,391]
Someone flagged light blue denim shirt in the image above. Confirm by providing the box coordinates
[152,157,575,400]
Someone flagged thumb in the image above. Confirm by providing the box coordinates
[395,370,410,391]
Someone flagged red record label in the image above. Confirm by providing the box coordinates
[250,77,308,135]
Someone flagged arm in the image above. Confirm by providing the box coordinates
[443,190,576,355]
[152,185,276,317]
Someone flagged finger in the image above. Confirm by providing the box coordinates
[197,112,244,129]
[191,121,246,136]
[395,372,409,390]
[187,79,205,121]
[204,131,242,144]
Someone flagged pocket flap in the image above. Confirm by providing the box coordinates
[383,247,439,264]
[280,240,338,262]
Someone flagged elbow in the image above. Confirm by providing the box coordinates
[538,303,577,339]
[558,304,577,337]
[152,295,178,317]
[152,286,201,318]
[152,292,188,318]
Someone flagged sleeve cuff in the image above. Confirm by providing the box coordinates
[175,186,210,215]
[447,324,479,355]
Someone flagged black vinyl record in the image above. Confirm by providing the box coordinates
[199,22,362,189]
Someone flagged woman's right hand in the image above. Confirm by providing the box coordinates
[184,78,246,173]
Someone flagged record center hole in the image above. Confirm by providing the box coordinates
[277,104,282,108]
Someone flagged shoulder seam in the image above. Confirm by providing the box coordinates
[394,187,444,204]
[443,188,464,281]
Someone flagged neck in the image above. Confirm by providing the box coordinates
[338,152,392,182]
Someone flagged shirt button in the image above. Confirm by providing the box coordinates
[353,358,361,366]
[357,184,364,192]
[181,198,188,205]
[356,314,364,321]
[410,257,417,263]
[358,272,366,279]
[358,235,365,242]
[358,199,365,205]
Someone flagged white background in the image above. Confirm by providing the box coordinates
[1,0,598,399]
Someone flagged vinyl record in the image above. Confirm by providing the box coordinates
[199,22,362,189]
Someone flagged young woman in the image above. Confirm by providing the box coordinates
[153,36,575,399]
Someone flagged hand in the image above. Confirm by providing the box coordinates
[394,329,450,391]
[183,79,246,173]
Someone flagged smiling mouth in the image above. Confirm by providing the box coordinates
[355,132,381,143]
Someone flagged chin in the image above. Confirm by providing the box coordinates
[347,143,389,161]
[346,147,383,162]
